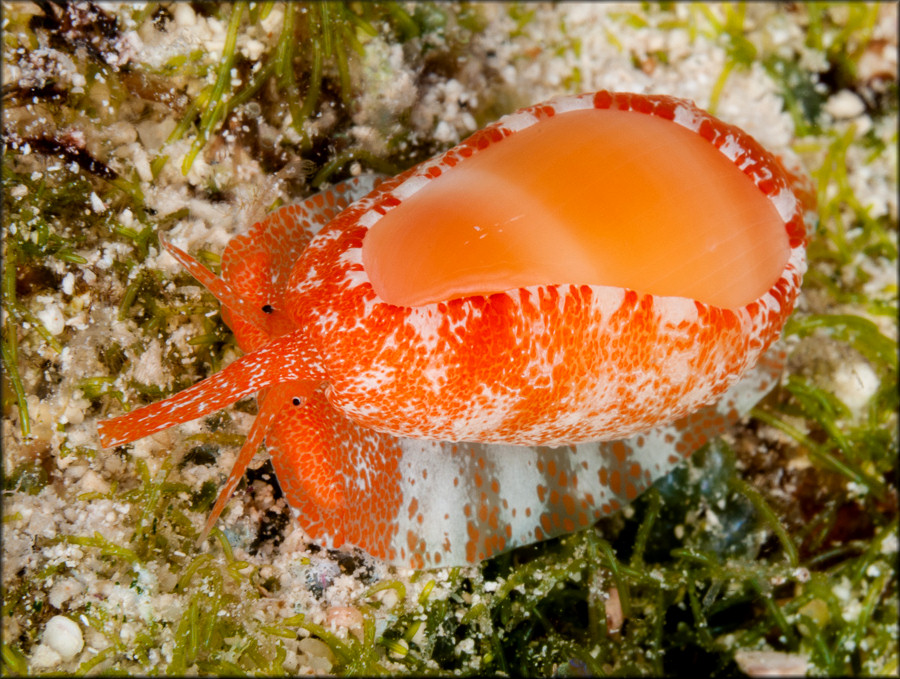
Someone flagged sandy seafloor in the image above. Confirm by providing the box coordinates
[2,2,898,676]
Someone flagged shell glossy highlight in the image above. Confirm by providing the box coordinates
[362,106,791,310]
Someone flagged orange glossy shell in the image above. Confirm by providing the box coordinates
[287,91,808,445]
[362,107,790,309]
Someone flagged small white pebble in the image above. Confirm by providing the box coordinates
[30,644,62,669]
[824,90,866,119]
[831,361,879,417]
[847,481,869,497]
[132,148,153,183]
[433,120,456,144]
[89,192,107,213]
[326,605,363,632]
[36,304,65,336]
[48,578,84,609]
[792,567,811,583]
[298,637,334,673]
[61,272,75,295]
[734,649,808,676]
[173,3,196,26]
[455,637,475,655]
[43,615,84,660]
[374,587,399,609]
[243,37,265,61]
[78,469,110,495]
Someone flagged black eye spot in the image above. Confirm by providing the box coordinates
[291,397,301,406]
[262,304,274,314]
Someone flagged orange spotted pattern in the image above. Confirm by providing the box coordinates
[98,92,814,568]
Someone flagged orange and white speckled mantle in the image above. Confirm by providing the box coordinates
[99,91,814,568]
